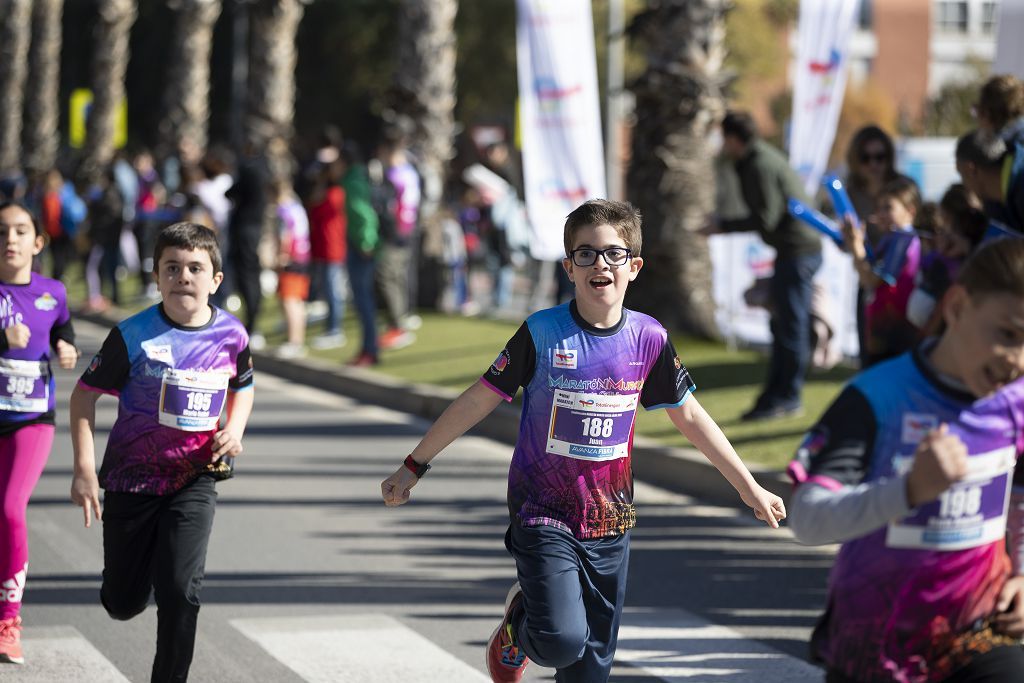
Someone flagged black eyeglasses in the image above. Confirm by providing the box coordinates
[569,247,632,267]
[859,151,887,164]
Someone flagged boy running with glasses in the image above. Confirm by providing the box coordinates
[381,199,786,682]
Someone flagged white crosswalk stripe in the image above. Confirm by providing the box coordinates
[12,626,130,682]
[616,609,821,681]
[230,614,491,682]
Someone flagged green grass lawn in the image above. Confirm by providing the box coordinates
[68,266,854,470]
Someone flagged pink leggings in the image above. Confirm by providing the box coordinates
[0,424,54,620]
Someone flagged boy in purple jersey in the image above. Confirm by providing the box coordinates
[69,223,254,682]
[0,202,79,665]
[381,199,786,682]
[788,238,1024,682]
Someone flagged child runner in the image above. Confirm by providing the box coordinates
[788,237,1024,682]
[0,202,78,665]
[69,222,254,682]
[381,199,787,682]
[843,176,923,367]
[273,180,312,359]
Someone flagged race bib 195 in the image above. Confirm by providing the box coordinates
[158,369,229,432]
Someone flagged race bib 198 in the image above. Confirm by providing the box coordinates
[158,369,229,432]
[546,390,638,461]
[887,446,1016,551]
[0,358,48,412]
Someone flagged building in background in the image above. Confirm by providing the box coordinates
[848,0,999,125]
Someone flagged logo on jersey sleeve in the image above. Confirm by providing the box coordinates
[33,293,57,311]
[902,413,938,444]
[87,354,102,374]
[490,349,510,375]
[552,348,578,370]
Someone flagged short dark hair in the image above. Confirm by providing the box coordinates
[957,236,1024,301]
[955,129,1007,169]
[563,199,643,256]
[939,183,987,248]
[0,200,43,238]
[977,74,1024,131]
[721,111,758,144]
[153,222,222,274]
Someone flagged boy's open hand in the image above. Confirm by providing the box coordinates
[906,424,968,508]
[381,466,419,507]
[741,485,787,529]
[5,323,30,349]
[71,471,102,528]
[54,339,80,369]
[994,576,1024,638]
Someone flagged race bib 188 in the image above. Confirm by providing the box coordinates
[546,390,638,461]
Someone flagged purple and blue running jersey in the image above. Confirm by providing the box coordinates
[79,304,253,495]
[789,348,1024,681]
[0,273,73,429]
[482,302,694,539]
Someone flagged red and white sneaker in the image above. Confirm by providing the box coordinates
[0,616,23,664]
[485,582,528,682]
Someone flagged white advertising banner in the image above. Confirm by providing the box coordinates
[516,0,606,261]
[995,0,1024,79]
[789,0,859,196]
[710,234,860,360]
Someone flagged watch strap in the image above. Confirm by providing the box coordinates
[403,454,431,478]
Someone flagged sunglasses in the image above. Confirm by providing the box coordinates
[859,152,888,164]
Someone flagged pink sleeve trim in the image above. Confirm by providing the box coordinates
[76,379,120,397]
[786,461,808,484]
[480,377,513,402]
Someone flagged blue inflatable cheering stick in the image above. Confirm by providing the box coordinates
[787,198,844,247]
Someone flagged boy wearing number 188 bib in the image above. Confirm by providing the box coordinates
[788,238,1024,681]
[381,199,787,683]
[69,223,254,683]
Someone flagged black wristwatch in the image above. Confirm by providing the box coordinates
[403,455,431,478]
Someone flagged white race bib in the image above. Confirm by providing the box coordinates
[545,390,638,461]
[158,369,229,432]
[887,446,1016,551]
[0,358,49,412]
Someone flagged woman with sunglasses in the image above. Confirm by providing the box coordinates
[843,126,917,367]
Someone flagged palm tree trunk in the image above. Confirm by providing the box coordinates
[247,0,305,185]
[0,0,33,178]
[390,0,459,219]
[624,0,730,339]
[159,0,222,157]
[23,0,64,178]
[80,0,137,186]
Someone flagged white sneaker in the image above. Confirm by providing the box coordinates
[311,332,347,350]
[402,314,423,331]
[249,333,266,351]
[274,342,307,359]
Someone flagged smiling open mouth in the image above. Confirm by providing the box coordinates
[589,276,612,289]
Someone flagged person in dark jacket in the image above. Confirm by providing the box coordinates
[704,111,823,421]
[225,148,268,346]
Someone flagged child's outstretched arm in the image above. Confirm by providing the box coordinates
[69,385,102,528]
[666,396,786,528]
[381,379,503,507]
[212,388,254,458]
